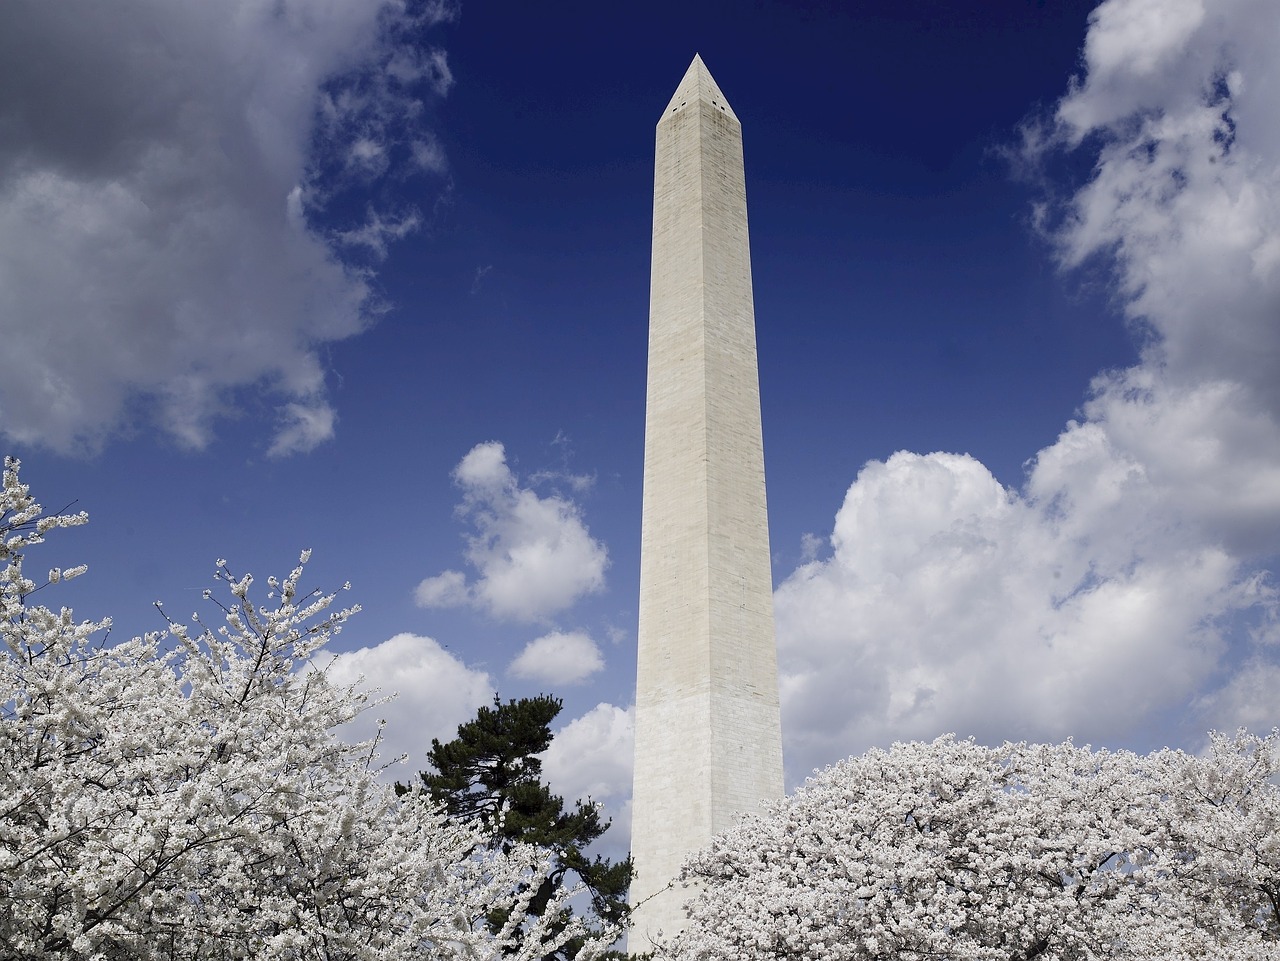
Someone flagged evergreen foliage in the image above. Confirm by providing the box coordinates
[400,695,632,960]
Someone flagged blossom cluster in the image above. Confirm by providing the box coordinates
[668,733,1279,960]
[0,457,610,960]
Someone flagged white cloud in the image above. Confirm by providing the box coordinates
[1194,659,1280,734]
[778,0,1280,782]
[414,569,470,608]
[776,451,1247,782]
[324,632,493,777]
[415,441,609,622]
[543,703,634,863]
[544,703,633,807]
[1077,0,1205,86]
[0,0,453,455]
[509,631,605,686]
[266,401,338,459]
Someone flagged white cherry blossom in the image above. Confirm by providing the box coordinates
[0,457,611,960]
[666,734,1279,960]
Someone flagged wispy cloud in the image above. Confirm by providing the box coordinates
[470,264,494,294]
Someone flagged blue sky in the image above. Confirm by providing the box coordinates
[3,0,1278,843]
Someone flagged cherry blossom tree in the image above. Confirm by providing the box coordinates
[1156,729,1280,950]
[665,734,1279,961]
[0,456,610,961]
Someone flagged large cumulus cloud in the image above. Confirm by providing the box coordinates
[778,0,1280,783]
[0,0,453,454]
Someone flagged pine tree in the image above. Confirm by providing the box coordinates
[399,695,632,960]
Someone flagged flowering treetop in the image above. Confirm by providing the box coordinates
[665,732,1279,961]
[0,456,614,961]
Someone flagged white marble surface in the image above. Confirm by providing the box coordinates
[630,54,784,951]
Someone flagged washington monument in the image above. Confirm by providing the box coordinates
[630,55,784,946]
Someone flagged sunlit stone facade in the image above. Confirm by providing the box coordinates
[630,54,784,950]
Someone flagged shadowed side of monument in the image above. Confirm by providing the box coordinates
[630,54,784,950]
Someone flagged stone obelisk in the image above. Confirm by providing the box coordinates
[630,55,783,948]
